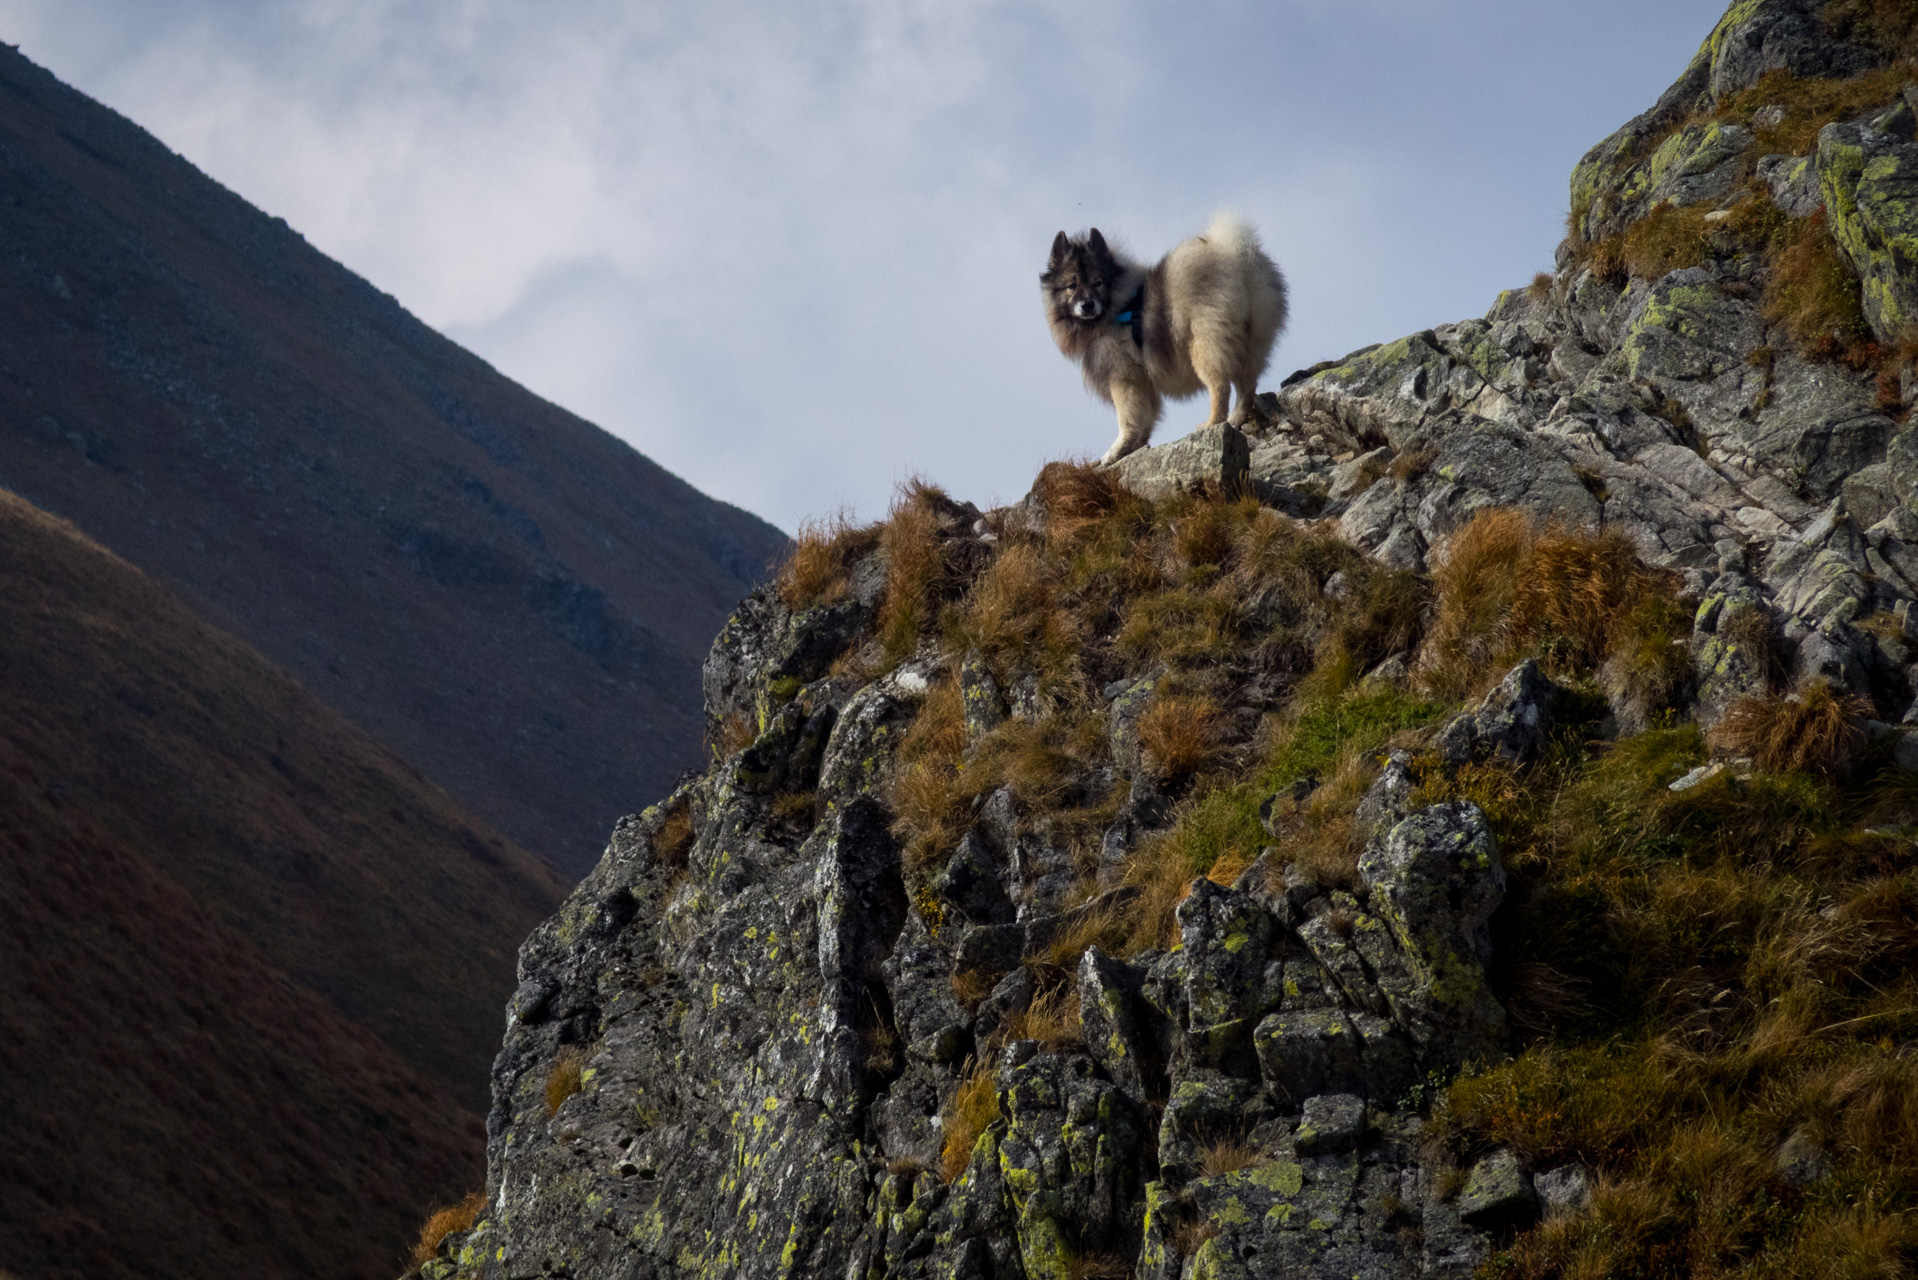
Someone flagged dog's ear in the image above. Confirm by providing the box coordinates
[1048,230,1069,270]
[1087,227,1108,260]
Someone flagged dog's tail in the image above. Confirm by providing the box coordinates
[1203,209,1263,260]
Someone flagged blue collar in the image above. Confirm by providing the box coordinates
[1113,283,1144,345]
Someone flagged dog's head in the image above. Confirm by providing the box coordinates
[1041,229,1119,326]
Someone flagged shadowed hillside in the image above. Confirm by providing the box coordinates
[0,486,568,1278]
[0,43,788,875]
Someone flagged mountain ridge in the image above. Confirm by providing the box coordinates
[0,42,788,875]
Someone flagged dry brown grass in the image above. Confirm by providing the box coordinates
[890,677,969,871]
[1174,501,1240,568]
[938,1060,1002,1182]
[951,968,996,1011]
[1510,527,1677,670]
[1198,1136,1263,1178]
[1172,1219,1221,1255]
[1063,1253,1134,1280]
[711,711,756,759]
[1420,509,1535,696]
[1719,64,1918,156]
[1620,203,1712,282]
[1764,212,1876,367]
[408,1189,487,1270]
[861,1018,901,1075]
[1003,982,1084,1052]
[1265,742,1377,890]
[1390,447,1438,484]
[1528,272,1554,302]
[1137,693,1225,779]
[944,542,1078,686]
[1825,0,1918,58]
[653,804,696,868]
[1420,511,1687,702]
[1034,901,1129,973]
[544,1047,585,1117]
[878,483,954,662]
[776,508,879,612]
[1709,682,1873,778]
[771,790,816,825]
[1032,459,1128,533]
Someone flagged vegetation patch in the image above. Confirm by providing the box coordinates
[544,1046,586,1117]
[409,1190,487,1270]
[939,1060,1002,1183]
[1764,211,1879,366]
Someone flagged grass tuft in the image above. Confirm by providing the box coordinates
[1198,1136,1263,1178]
[408,1190,487,1270]
[938,1060,1002,1183]
[1709,682,1873,778]
[1003,982,1084,1053]
[1419,511,1688,706]
[1137,693,1225,779]
[776,508,879,612]
[544,1046,585,1117]
[1764,212,1876,366]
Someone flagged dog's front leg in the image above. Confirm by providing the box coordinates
[1101,379,1161,465]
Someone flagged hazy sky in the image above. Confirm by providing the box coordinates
[4,1,1726,532]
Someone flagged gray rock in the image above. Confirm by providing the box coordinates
[972,966,1035,1044]
[1819,121,1918,343]
[1108,672,1158,779]
[933,830,1015,927]
[1758,153,1825,217]
[1076,946,1157,1099]
[1295,1093,1366,1154]
[1353,748,1419,839]
[1533,1164,1594,1219]
[1329,446,1394,500]
[1777,1127,1833,1188]
[1457,1149,1538,1230]
[1358,803,1508,1064]
[1254,1007,1362,1104]
[1109,422,1250,500]
[958,649,1006,744]
[1437,660,1559,767]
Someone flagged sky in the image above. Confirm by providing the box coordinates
[1,0,1728,533]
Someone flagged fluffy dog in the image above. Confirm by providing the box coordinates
[1041,213,1287,465]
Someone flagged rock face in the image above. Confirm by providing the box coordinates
[420,4,1918,1277]
[1224,0,1918,725]
[422,570,1517,1279]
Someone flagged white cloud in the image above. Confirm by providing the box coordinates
[1,0,1726,529]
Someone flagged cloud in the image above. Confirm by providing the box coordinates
[4,0,1727,529]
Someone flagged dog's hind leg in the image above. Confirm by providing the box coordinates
[1101,379,1161,465]
[1227,372,1262,427]
[1203,380,1231,427]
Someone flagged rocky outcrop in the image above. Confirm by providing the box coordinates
[1234,0,1918,722]
[413,518,1547,1280]
[413,4,1918,1277]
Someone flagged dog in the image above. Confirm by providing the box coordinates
[1041,213,1287,466]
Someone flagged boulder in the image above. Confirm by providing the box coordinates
[1109,422,1250,500]
[1357,803,1508,1064]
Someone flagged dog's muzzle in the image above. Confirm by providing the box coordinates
[1072,297,1103,320]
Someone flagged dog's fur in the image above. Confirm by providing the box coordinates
[1041,213,1287,465]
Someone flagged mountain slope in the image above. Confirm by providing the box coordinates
[0,44,788,875]
[0,485,568,1278]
